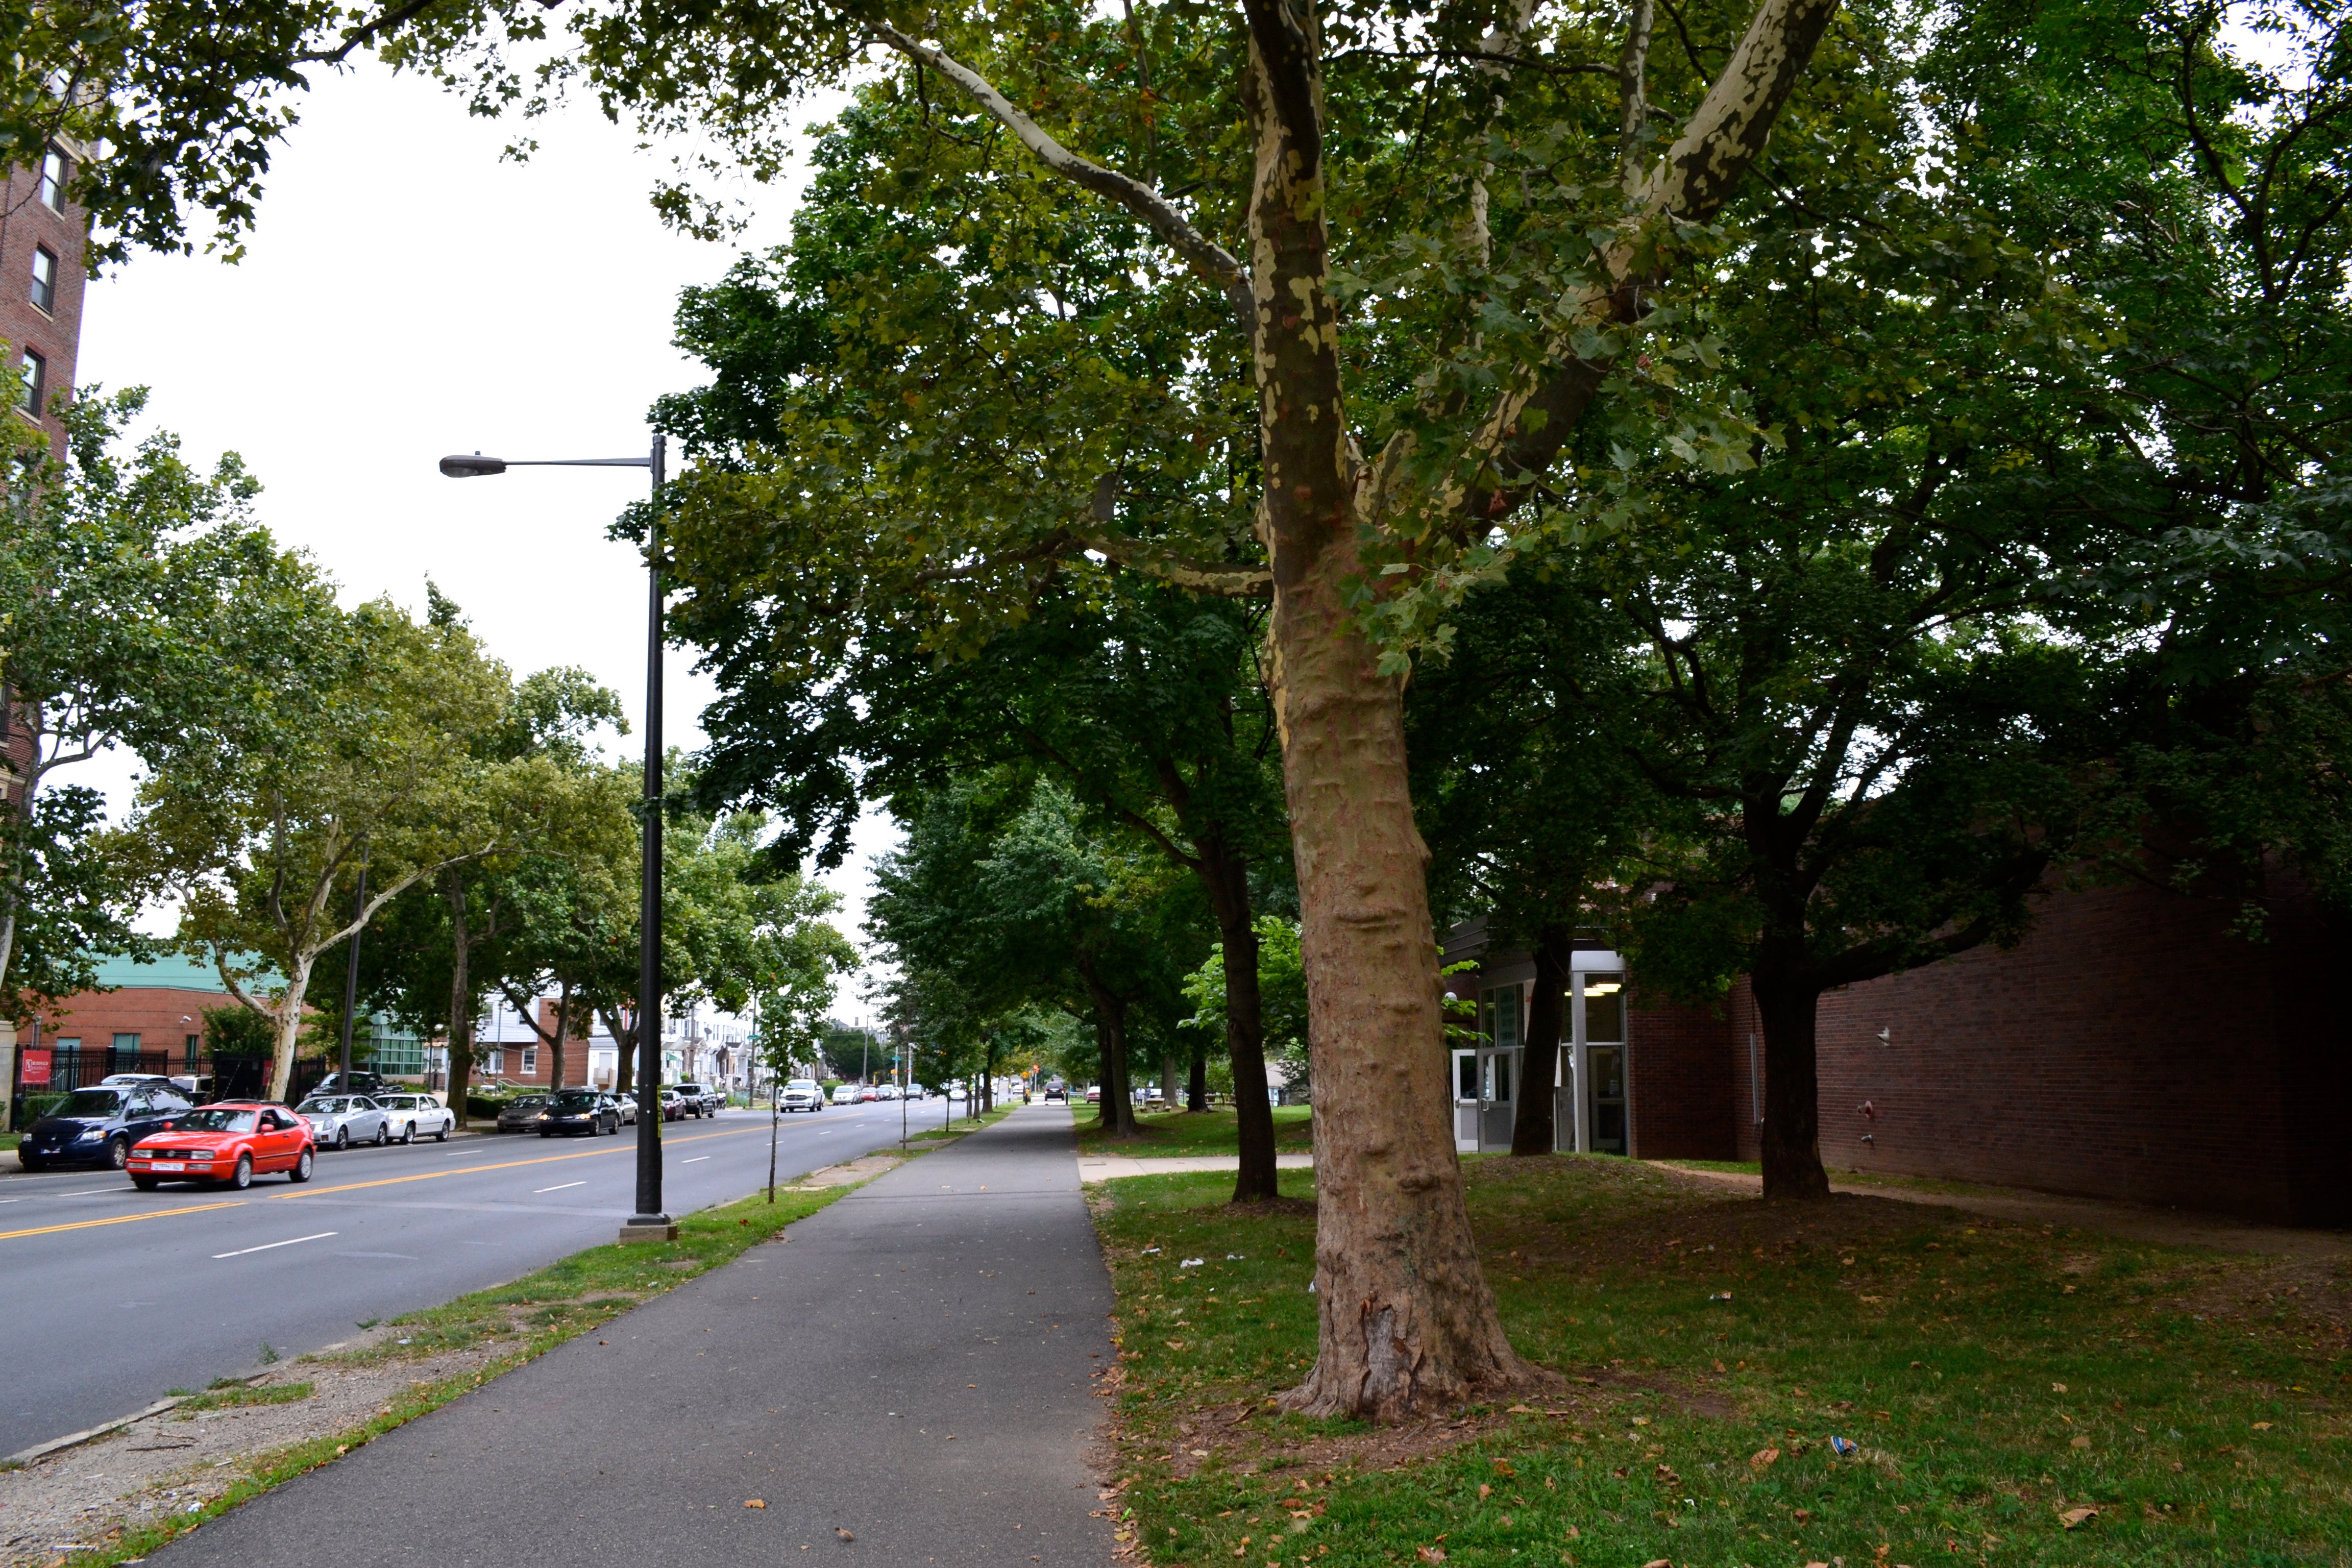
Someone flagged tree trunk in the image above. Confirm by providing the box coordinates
[609,1006,636,1096]
[550,983,573,1092]
[1241,5,1532,1419]
[265,951,317,1103]
[1510,929,1572,1156]
[1752,955,1831,1200]
[1161,1051,1181,1111]
[444,873,476,1130]
[1080,963,1140,1139]
[1202,844,1278,1199]
[1187,1031,1208,1112]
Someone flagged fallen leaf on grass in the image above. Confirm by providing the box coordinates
[2252,1422,2273,1431]
[2059,1507,2098,1530]
[1415,1550,1447,1565]
[1491,1459,1516,1476]
[2070,1436,2092,1450]
[1642,1559,1673,1567]
[1750,1447,1780,1471]
[1655,1463,1682,1485]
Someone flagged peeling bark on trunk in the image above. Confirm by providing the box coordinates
[1240,0,1532,1419]
[1509,930,1572,1156]
[1202,842,1277,1199]
[1753,954,1831,1200]
[265,952,316,1104]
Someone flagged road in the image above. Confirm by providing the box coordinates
[0,1100,934,1457]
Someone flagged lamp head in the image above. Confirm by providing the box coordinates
[439,452,507,478]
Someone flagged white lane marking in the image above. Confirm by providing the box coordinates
[682,1156,710,1164]
[214,1231,338,1259]
[534,1181,586,1193]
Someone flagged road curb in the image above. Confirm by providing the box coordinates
[2,1397,183,1471]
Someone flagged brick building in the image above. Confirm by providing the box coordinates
[1442,876,2351,1227]
[1,138,86,455]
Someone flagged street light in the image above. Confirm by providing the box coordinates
[440,434,677,1243]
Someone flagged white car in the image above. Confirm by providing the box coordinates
[876,1084,900,1101]
[829,1083,861,1106]
[779,1080,826,1113]
[297,1094,388,1150]
[610,1092,638,1125]
[376,1093,454,1144]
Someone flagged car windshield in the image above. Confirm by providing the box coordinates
[787,1081,817,1091]
[300,1098,347,1113]
[55,1089,125,1118]
[508,1096,548,1111]
[177,1108,259,1133]
[552,1092,599,1109]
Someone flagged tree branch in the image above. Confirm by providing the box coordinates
[290,0,445,66]
[867,24,1254,328]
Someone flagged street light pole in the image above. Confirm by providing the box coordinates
[439,436,676,1243]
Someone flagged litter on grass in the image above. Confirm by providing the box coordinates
[1829,1436,1859,1457]
[1180,1258,1206,1268]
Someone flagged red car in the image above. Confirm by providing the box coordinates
[128,1101,315,1190]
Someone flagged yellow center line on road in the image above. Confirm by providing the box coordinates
[0,1199,249,1244]
[273,1122,771,1200]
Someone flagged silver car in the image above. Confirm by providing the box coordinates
[297,1094,388,1150]
[609,1091,638,1126]
[376,1093,454,1144]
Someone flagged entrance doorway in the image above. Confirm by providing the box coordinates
[1587,1045,1627,1155]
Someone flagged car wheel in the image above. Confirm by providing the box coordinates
[399,1121,415,1145]
[105,1137,130,1171]
[228,1153,254,1190]
[334,1127,350,1151]
[434,1124,448,1142]
[374,1123,388,1146]
[132,1175,159,1191]
[288,1148,314,1183]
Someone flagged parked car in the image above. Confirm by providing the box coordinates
[298,1094,390,1149]
[679,1081,724,1116]
[609,1092,638,1126]
[128,1102,314,1190]
[1084,1086,1101,1105]
[946,1084,967,1102]
[1044,1082,1068,1102]
[876,1084,900,1101]
[19,1082,197,1171]
[535,1089,620,1137]
[657,1087,689,1121]
[780,1080,826,1113]
[828,1083,860,1106]
[904,1085,928,1102]
[856,1085,880,1102]
[493,1095,550,1134]
[308,1070,387,1097]
[376,1092,454,1144]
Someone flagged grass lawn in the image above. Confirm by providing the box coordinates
[1075,1105,1315,1157]
[1089,1156,2349,1567]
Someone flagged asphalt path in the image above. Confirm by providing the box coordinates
[148,1101,1115,1568]
[0,1100,934,1457]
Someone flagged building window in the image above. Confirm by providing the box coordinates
[19,350,44,415]
[30,246,55,314]
[38,149,65,212]
[54,1036,80,1052]
[113,1033,141,1051]
[185,1034,201,1070]
[521,1047,539,1076]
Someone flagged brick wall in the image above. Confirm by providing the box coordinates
[1626,990,1738,1159]
[27,987,217,1072]
[1732,878,2351,1226]
[0,149,87,457]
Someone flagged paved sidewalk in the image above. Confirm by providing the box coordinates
[152,1103,1117,1567]
[1075,1153,1314,1185]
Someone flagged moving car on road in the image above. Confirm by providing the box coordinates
[128,1102,314,1189]
[377,1093,454,1143]
[876,1084,900,1101]
[536,1089,620,1137]
[857,1085,880,1102]
[309,1071,387,1097]
[674,1082,721,1117]
[299,1094,389,1150]
[829,1084,860,1106]
[780,1080,826,1113]
[1043,1082,1068,1101]
[18,1082,196,1171]
[494,1095,550,1134]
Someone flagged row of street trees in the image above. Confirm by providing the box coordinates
[18,0,2345,1423]
[2,401,852,1118]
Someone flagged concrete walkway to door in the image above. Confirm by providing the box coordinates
[151,1101,1119,1568]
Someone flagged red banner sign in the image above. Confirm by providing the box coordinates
[20,1048,52,1086]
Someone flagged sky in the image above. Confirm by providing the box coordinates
[74,59,895,1022]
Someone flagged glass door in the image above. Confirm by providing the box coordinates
[1480,1045,1516,1150]
[1452,1048,1480,1153]
[1587,1045,1627,1155]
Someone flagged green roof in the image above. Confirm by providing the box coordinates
[86,951,282,993]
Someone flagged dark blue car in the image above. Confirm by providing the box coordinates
[19,1082,197,1171]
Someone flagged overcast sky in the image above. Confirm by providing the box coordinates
[76,59,894,1022]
